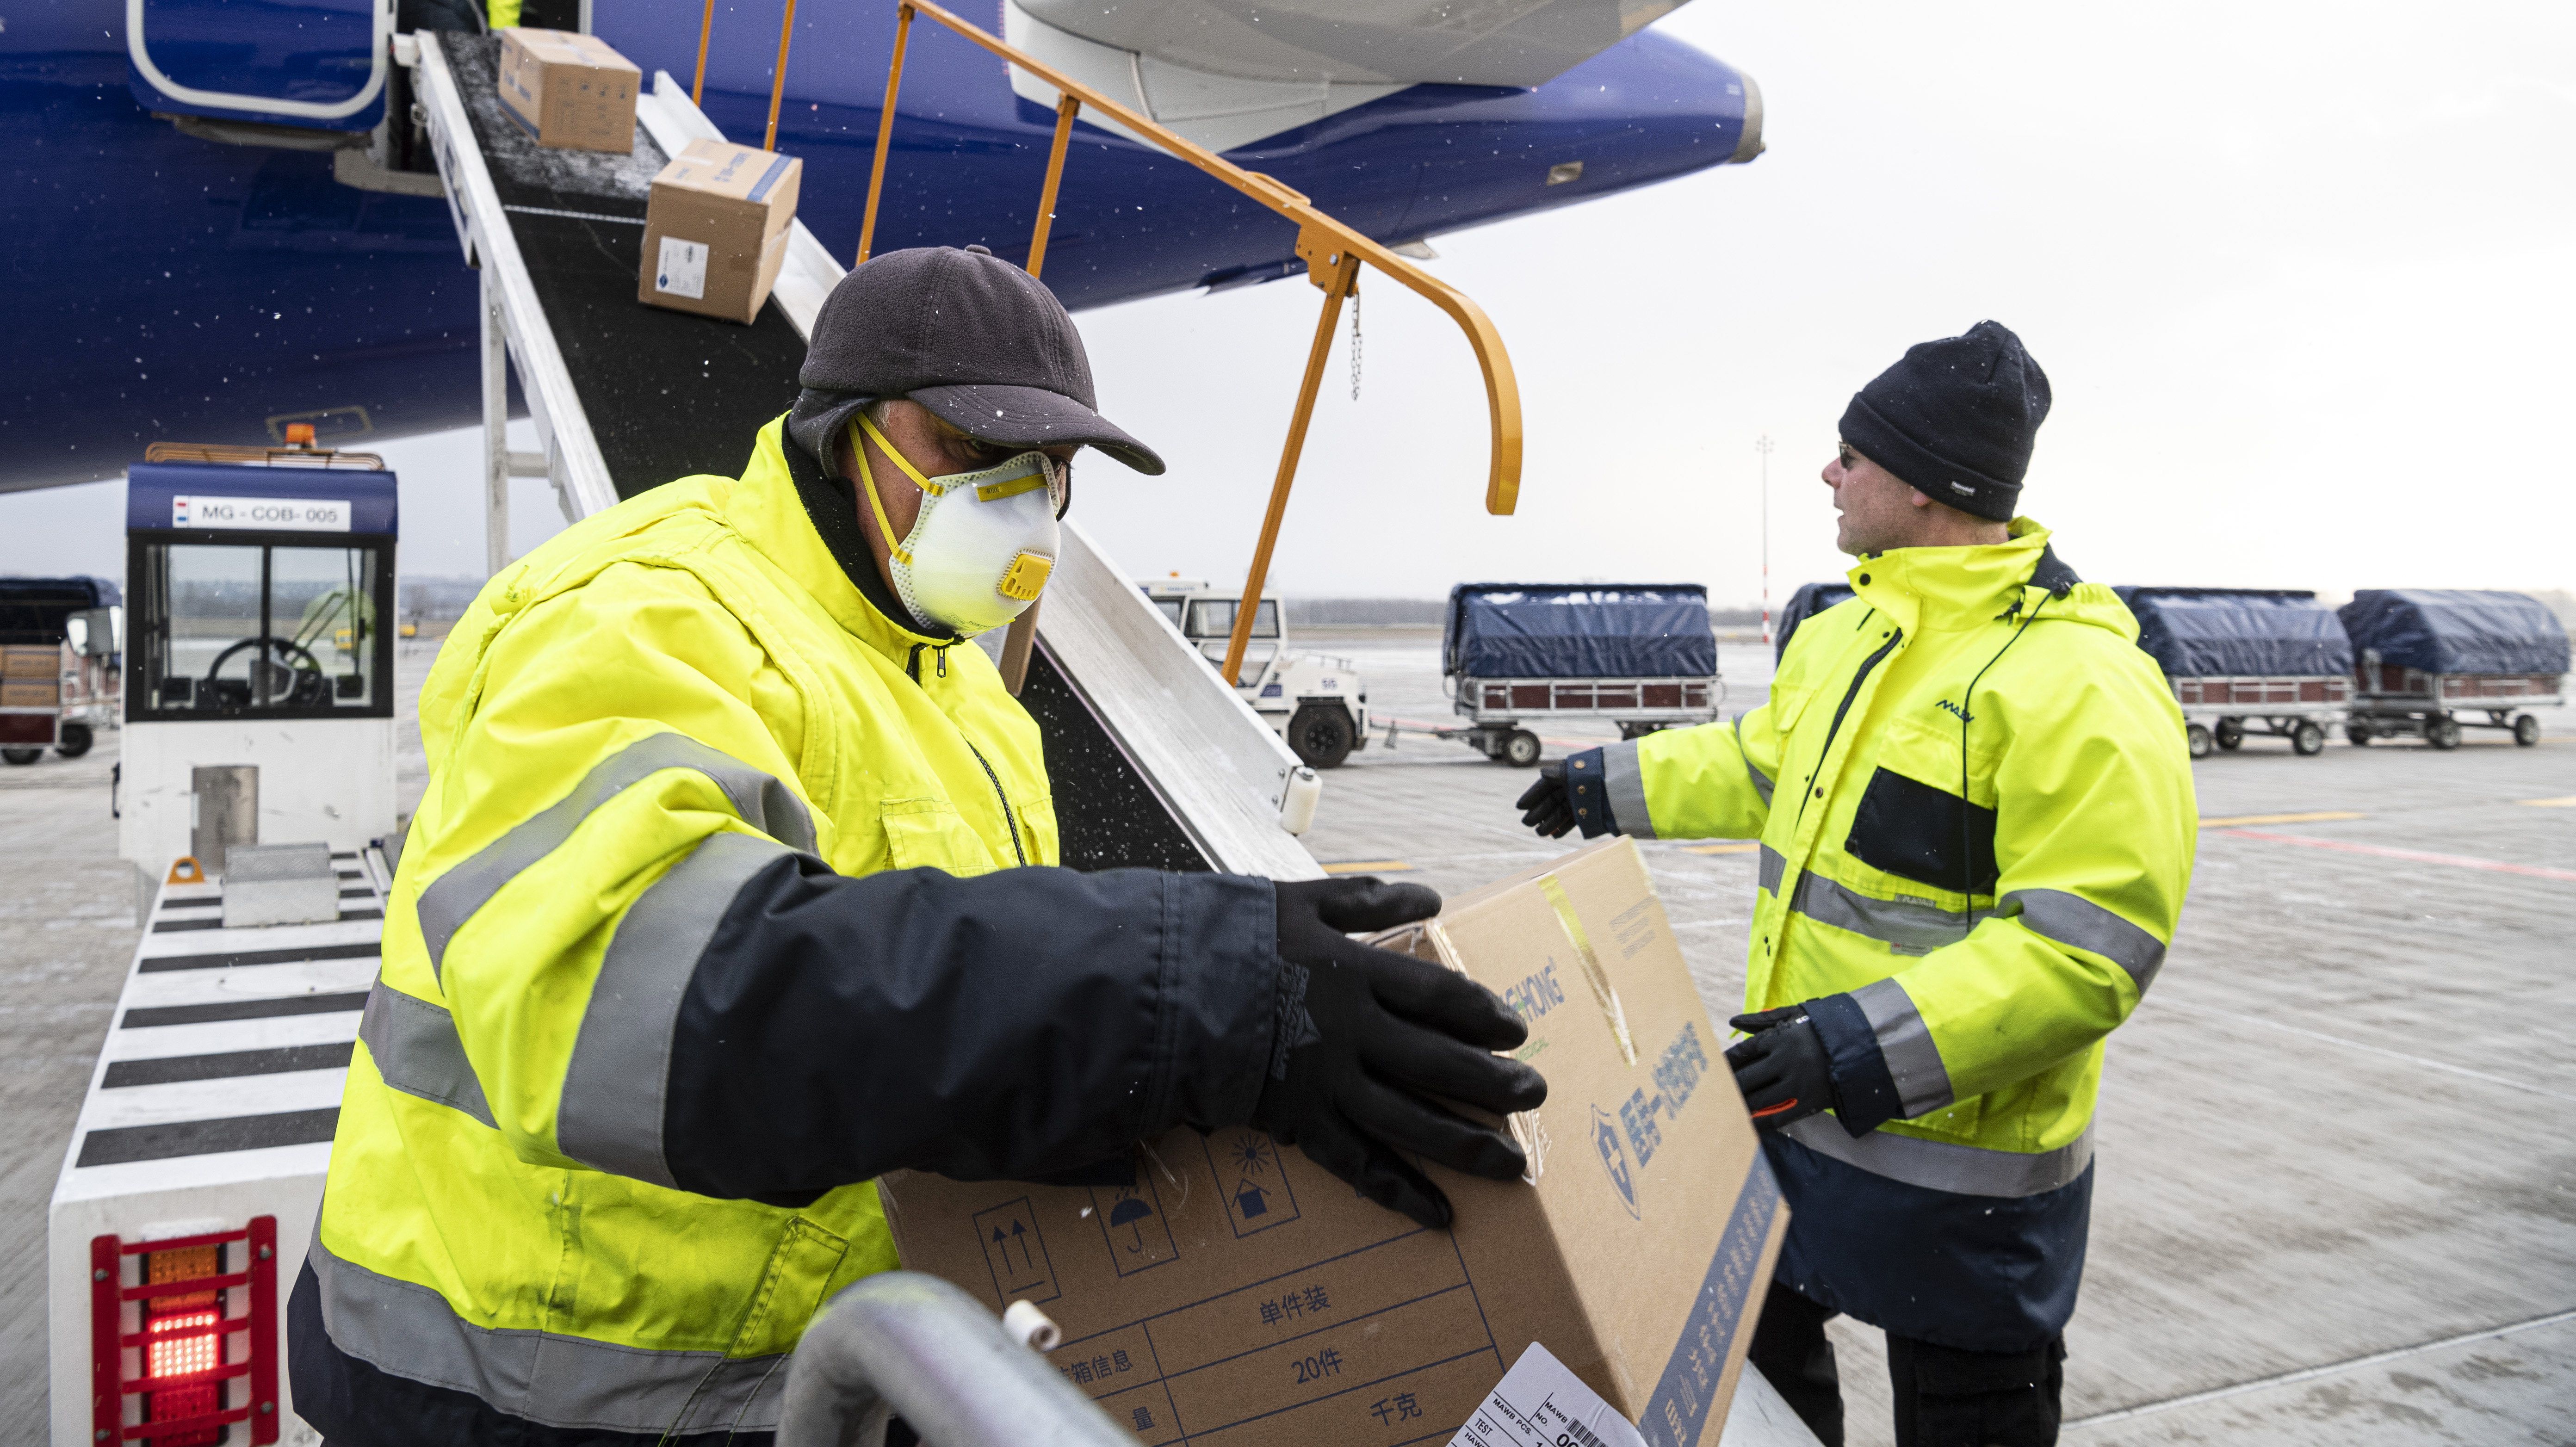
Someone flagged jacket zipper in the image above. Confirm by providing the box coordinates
[1794,626,1904,831]
[963,740,1029,868]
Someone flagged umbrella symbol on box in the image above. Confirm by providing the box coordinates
[1108,1195,1155,1253]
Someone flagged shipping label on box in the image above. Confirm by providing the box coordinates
[639,140,802,325]
[883,837,1786,1447]
[495,27,639,153]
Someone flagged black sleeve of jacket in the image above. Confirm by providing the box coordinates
[663,853,1280,1202]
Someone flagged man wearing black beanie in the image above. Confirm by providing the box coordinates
[1517,323,2198,1446]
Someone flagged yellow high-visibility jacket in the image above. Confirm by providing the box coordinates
[294,420,1278,1442]
[1573,520,2195,1349]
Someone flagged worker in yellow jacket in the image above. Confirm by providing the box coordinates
[291,245,1544,1446]
[1517,323,2194,1447]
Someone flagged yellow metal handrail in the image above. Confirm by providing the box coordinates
[856,0,1523,690]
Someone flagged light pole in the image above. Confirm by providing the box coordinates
[1755,434,1775,649]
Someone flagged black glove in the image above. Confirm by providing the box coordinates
[1254,878,1548,1228]
[1724,1006,1836,1131]
[1516,761,1574,838]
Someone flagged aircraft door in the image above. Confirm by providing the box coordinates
[126,0,390,131]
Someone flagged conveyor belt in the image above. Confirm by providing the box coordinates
[414,32,1321,881]
[442,33,807,496]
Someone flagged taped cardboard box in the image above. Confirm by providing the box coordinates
[639,140,802,325]
[881,835,1786,1447]
[495,28,639,152]
[1,680,60,707]
[2,646,60,679]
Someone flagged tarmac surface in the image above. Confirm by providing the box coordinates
[2,623,2570,1443]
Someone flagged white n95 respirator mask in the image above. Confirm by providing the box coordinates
[850,412,1064,637]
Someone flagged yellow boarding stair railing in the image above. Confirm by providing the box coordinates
[692,0,1524,693]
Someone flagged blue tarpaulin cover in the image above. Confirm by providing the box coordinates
[2112,588,2353,678]
[1775,582,1856,663]
[1445,584,1716,679]
[2338,589,2570,675]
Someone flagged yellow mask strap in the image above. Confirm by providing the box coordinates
[848,417,923,567]
[855,411,947,496]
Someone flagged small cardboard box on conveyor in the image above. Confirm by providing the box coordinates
[881,836,1787,1447]
[495,28,639,152]
[638,139,803,326]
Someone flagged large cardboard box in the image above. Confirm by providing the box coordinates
[495,28,639,152]
[881,836,1786,1447]
[1,680,60,707]
[2,645,60,679]
[639,140,802,325]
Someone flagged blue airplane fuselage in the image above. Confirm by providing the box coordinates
[2,0,1755,492]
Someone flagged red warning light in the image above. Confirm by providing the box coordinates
[91,1219,279,1445]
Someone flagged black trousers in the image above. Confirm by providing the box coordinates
[1747,1282,2066,1447]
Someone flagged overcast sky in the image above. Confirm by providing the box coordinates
[8,0,2570,608]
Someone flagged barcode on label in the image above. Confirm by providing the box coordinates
[1564,1420,1609,1447]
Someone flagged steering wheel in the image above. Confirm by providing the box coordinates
[204,636,329,708]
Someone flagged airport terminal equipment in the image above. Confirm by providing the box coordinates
[2340,589,2568,748]
[1772,581,1854,664]
[116,447,399,901]
[1142,578,1371,769]
[48,842,394,1447]
[1433,583,1721,766]
[0,575,123,764]
[2116,587,2354,759]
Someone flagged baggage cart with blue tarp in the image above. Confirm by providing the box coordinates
[1424,583,1721,767]
[2114,587,2354,758]
[2339,589,2568,748]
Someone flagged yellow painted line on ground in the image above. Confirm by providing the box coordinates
[1682,842,1761,855]
[2198,811,2365,829]
[1321,860,1415,874]
[2519,796,2576,809]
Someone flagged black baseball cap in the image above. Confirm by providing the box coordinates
[786,245,1165,474]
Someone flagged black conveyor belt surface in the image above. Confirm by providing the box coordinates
[446,33,806,497]
[1021,642,1213,872]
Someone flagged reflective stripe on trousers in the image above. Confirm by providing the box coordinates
[1781,1114,2094,1198]
[308,1236,792,1435]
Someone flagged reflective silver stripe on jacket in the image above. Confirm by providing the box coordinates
[309,1236,790,1434]
[2000,889,2167,993]
[1781,1114,2093,1198]
[359,983,496,1128]
[1788,869,1988,954]
[1759,844,1787,895]
[1734,714,1775,807]
[557,831,792,1188]
[1600,739,1655,840]
[1850,977,1952,1118]
[417,733,818,982]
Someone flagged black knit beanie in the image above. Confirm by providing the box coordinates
[1838,321,2050,522]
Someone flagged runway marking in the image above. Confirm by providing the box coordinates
[2063,1305,2576,1429]
[2217,828,2576,883]
[2197,810,2365,828]
[1681,843,1759,855]
[1321,860,1415,875]
[2520,795,2576,808]
[2157,998,2576,1105]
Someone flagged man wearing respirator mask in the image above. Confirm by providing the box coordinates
[291,245,1545,1447]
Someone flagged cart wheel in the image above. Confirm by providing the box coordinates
[2186,724,2212,760]
[2347,723,2372,746]
[1286,706,1356,770]
[2214,719,2244,751]
[2291,721,2325,755]
[55,723,93,759]
[1617,722,1663,741]
[2426,716,2462,750]
[2514,713,2542,747]
[0,747,39,766]
[1502,729,1543,768]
